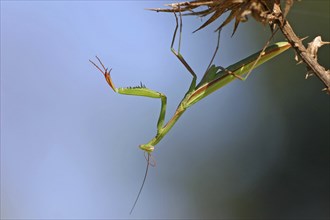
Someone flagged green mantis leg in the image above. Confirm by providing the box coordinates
[171,11,197,94]
[89,57,167,143]
[171,11,224,92]
[222,27,282,81]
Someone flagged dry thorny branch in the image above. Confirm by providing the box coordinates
[149,0,330,93]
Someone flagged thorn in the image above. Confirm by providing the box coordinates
[306,36,330,61]
[322,87,330,95]
[305,70,314,79]
[300,36,309,42]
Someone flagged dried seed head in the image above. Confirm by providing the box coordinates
[149,0,296,35]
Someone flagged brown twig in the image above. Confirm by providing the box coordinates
[149,0,330,93]
[274,5,330,93]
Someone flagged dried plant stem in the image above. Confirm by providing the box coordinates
[149,1,330,93]
[276,12,330,92]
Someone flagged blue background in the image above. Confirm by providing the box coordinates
[1,1,329,219]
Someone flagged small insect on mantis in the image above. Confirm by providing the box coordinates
[90,12,291,214]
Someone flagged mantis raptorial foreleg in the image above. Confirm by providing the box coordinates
[89,57,167,138]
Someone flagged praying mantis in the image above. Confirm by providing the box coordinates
[90,15,291,154]
[90,12,291,214]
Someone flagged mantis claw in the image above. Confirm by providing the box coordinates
[89,57,117,92]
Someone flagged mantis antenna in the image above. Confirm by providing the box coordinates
[129,153,151,214]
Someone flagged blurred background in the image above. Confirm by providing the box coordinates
[1,1,329,219]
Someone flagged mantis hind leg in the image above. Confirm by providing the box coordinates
[220,27,282,81]
[206,28,221,71]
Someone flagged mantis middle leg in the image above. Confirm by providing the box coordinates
[171,11,223,92]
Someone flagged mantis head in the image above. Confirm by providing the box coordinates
[139,144,154,153]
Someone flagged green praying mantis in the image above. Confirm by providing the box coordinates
[90,12,291,214]
[90,16,291,154]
